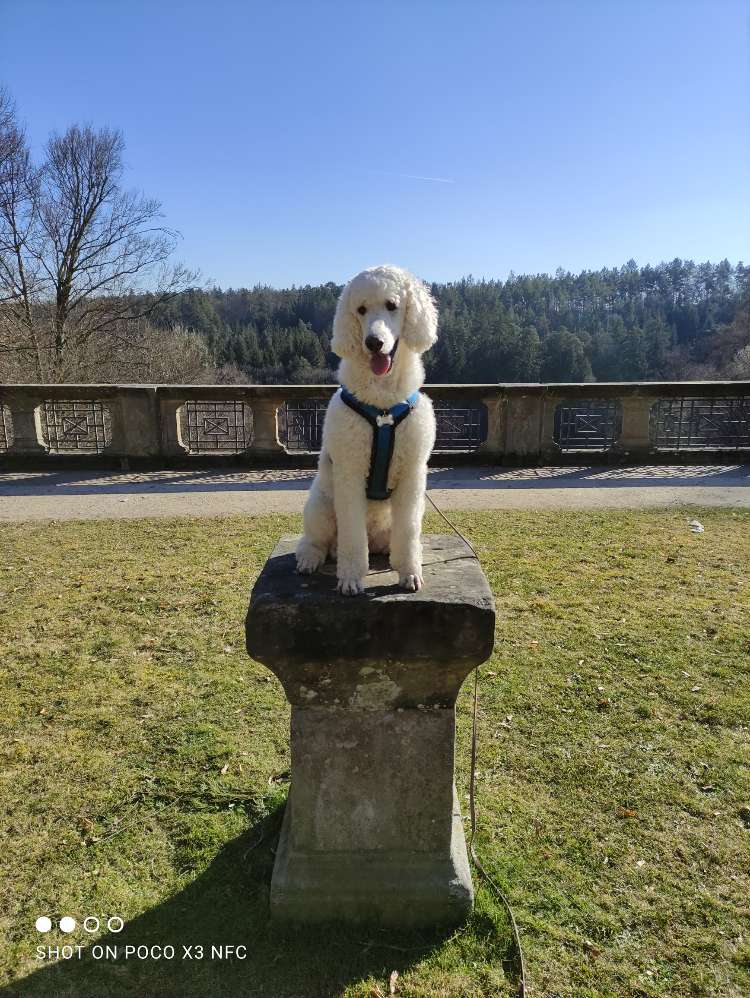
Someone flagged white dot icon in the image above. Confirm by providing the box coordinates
[35,916,52,933]
[59,917,76,933]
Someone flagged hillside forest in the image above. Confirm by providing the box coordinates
[149,259,750,385]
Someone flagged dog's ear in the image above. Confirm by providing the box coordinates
[402,275,438,354]
[330,282,360,359]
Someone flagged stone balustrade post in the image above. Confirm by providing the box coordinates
[245,534,495,926]
[249,399,283,459]
[476,392,505,460]
[3,389,45,455]
[620,393,654,456]
[504,390,544,461]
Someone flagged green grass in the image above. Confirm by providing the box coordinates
[1,509,749,998]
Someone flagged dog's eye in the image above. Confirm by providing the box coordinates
[357,305,367,315]
[386,300,397,311]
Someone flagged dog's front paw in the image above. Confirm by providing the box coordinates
[399,572,423,592]
[337,576,364,596]
[296,542,326,575]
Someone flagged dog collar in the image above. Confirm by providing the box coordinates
[339,386,420,500]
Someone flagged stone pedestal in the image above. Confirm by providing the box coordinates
[245,534,495,927]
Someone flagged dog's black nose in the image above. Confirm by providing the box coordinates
[365,334,384,353]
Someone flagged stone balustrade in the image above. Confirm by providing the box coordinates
[0,381,748,466]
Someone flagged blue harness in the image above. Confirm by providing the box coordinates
[340,386,420,500]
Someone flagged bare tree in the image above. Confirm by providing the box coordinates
[0,88,46,377]
[0,92,196,382]
[79,320,217,383]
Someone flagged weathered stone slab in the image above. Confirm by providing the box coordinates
[245,534,495,926]
[246,534,495,707]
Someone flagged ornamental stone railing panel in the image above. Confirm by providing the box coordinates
[176,399,254,454]
[553,400,622,452]
[38,399,112,454]
[650,397,750,451]
[432,400,487,451]
[278,399,329,452]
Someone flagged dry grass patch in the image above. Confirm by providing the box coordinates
[0,508,748,997]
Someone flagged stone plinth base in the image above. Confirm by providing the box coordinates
[245,535,495,927]
[272,782,472,925]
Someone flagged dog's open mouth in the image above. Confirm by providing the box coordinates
[370,340,398,377]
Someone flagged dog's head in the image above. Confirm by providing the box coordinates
[330,264,437,376]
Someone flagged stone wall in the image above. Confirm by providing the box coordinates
[0,381,748,466]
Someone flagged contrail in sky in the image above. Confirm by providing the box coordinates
[398,173,455,183]
[368,169,455,184]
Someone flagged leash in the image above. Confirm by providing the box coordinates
[425,492,528,998]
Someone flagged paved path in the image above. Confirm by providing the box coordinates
[1,464,748,521]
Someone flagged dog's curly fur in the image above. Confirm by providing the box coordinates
[295,264,438,595]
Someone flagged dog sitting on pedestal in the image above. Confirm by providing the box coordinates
[295,264,438,595]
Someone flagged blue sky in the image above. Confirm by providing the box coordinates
[3,0,749,287]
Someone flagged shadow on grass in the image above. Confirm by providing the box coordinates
[3,804,508,998]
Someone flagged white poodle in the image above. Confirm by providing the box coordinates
[295,264,438,595]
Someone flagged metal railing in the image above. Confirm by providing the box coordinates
[650,397,750,451]
[0,381,748,466]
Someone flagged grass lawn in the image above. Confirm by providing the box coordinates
[1,508,749,998]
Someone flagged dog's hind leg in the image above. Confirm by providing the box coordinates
[296,467,336,575]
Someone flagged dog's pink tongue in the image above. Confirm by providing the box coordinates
[370,353,392,376]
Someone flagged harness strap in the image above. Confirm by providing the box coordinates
[340,386,420,500]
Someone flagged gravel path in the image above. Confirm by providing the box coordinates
[1,464,748,521]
